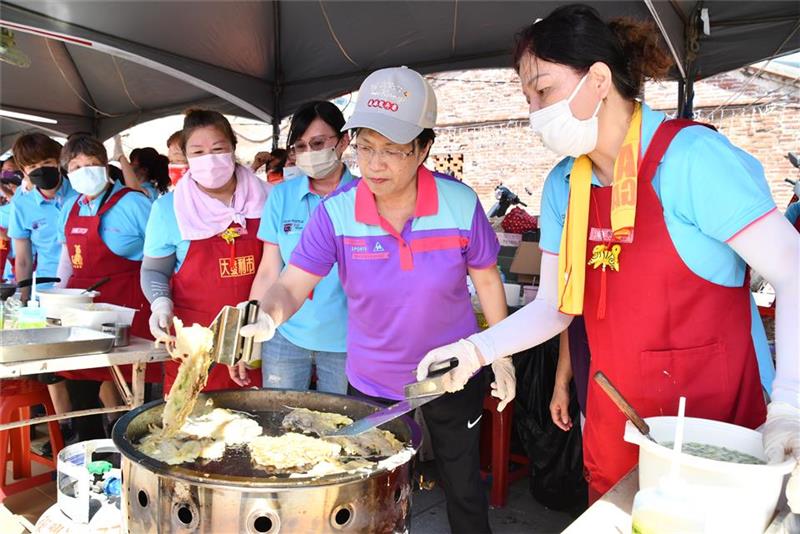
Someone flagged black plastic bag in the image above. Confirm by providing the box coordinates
[512,336,588,516]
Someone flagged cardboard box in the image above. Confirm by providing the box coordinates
[496,232,522,247]
[509,241,542,285]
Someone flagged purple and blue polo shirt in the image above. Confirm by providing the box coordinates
[291,166,500,399]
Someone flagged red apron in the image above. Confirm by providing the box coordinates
[163,218,263,394]
[0,236,10,280]
[581,120,767,500]
[59,188,162,383]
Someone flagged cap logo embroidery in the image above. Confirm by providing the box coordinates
[369,80,409,102]
[368,99,399,112]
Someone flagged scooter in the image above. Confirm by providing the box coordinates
[487,184,530,218]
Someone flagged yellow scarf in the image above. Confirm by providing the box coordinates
[557,103,642,314]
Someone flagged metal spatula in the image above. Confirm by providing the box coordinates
[209,300,260,367]
[326,358,459,437]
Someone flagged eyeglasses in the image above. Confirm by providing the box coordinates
[289,135,339,155]
[352,144,415,164]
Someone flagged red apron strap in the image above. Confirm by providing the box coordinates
[639,119,716,184]
[97,187,138,217]
[68,193,83,219]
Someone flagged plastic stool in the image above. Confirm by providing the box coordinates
[479,393,530,508]
[0,379,64,501]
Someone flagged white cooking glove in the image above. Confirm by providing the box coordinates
[787,465,800,514]
[237,301,276,343]
[490,357,516,412]
[416,339,484,392]
[149,297,174,344]
[112,134,125,162]
[763,401,800,512]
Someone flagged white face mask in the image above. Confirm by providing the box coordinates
[295,144,341,179]
[529,74,602,157]
[282,165,303,180]
[68,166,109,197]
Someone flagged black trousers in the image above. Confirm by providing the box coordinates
[65,380,106,441]
[348,373,491,534]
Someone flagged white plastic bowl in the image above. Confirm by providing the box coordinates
[36,288,98,319]
[60,303,137,330]
[624,416,795,532]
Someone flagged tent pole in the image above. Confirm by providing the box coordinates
[272,0,283,150]
[643,0,687,81]
[682,76,695,119]
[679,3,702,119]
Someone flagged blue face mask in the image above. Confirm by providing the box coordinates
[282,165,303,180]
[69,166,109,197]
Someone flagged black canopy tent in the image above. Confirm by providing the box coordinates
[0,1,797,150]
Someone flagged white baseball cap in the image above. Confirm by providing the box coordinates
[342,66,437,144]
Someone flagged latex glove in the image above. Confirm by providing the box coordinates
[237,301,276,343]
[112,134,125,162]
[490,357,516,412]
[416,339,484,392]
[549,382,573,431]
[149,297,174,345]
[763,401,800,512]
[787,465,800,513]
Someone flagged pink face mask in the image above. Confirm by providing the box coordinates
[188,153,235,189]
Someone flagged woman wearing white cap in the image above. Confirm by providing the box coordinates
[236,67,512,533]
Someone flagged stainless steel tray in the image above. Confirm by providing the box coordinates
[0,327,116,363]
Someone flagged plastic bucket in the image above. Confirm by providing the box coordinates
[624,416,795,532]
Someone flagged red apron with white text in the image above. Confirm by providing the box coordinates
[59,188,161,383]
[164,218,263,394]
[581,120,767,499]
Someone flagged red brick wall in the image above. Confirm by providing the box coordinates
[424,69,800,214]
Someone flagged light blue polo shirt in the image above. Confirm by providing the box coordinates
[143,191,191,272]
[258,168,355,353]
[141,182,159,201]
[8,178,76,283]
[538,102,776,394]
[786,201,800,227]
[57,181,152,261]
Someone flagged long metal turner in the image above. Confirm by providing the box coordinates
[326,358,459,437]
[593,371,657,443]
[209,300,260,367]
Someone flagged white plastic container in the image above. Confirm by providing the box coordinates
[60,303,137,330]
[624,416,795,533]
[503,283,521,306]
[36,288,98,319]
